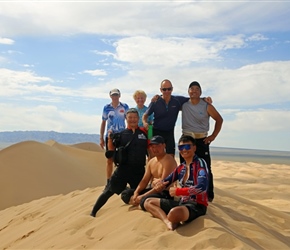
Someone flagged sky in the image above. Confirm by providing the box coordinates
[0,1,290,152]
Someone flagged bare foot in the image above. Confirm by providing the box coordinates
[164,219,180,231]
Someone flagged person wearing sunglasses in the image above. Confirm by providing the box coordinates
[142,79,189,158]
[143,135,209,231]
[181,81,223,202]
[142,79,212,158]
[90,108,148,217]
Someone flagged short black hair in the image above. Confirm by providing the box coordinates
[178,135,196,145]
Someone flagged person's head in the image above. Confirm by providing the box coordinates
[178,135,196,160]
[125,108,139,128]
[149,135,166,157]
[160,79,173,97]
[133,90,147,108]
[109,88,121,102]
[188,81,202,99]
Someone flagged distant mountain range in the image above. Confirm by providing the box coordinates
[0,131,100,145]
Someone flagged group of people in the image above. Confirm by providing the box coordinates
[90,79,223,230]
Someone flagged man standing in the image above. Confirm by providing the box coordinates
[99,88,129,183]
[90,108,148,217]
[142,79,188,157]
[181,81,223,202]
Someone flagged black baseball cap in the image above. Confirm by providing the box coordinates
[149,135,165,145]
[188,81,202,93]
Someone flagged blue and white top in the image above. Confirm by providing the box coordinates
[102,102,129,137]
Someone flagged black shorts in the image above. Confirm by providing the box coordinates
[140,190,173,211]
[160,199,207,223]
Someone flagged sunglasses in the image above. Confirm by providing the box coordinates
[161,87,173,91]
[178,144,192,151]
[126,108,139,114]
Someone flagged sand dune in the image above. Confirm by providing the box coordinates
[0,141,290,249]
[0,140,106,211]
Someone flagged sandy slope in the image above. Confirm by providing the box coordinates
[0,140,106,210]
[0,142,290,249]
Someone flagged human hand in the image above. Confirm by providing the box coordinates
[135,195,143,205]
[204,96,212,104]
[151,178,161,187]
[100,138,105,149]
[169,187,177,197]
[204,135,215,144]
[151,94,160,103]
[154,180,169,192]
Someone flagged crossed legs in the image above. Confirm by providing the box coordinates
[144,198,189,230]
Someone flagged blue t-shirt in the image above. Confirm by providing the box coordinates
[135,105,154,127]
[102,102,129,137]
[145,95,188,131]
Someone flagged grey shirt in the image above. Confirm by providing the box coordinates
[182,99,209,133]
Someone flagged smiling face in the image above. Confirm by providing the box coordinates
[126,111,139,129]
[160,80,173,98]
[178,141,196,161]
[134,93,146,108]
[188,85,201,99]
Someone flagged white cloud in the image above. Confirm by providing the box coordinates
[0,68,77,97]
[0,104,100,133]
[247,33,269,41]
[223,109,290,132]
[82,69,107,76]
[0,37,14,44]
[0,2,289,37]
[113,35,247,67]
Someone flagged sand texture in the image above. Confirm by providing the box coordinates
[0,141,290,249]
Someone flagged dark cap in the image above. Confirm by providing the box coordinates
[188,81,202,93]
[149,135,165,145]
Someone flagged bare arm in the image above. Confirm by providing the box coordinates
[99,120,106,149]
[142,113,149,130]
[161,156,177,179]
[204,104,223,144]
[134,164,153,196]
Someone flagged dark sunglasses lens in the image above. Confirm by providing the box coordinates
[178,144,191,151]
[162,88,172,91]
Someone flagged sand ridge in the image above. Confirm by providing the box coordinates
[0,141,290,249]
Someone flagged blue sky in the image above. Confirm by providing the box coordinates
[0,1,290,151]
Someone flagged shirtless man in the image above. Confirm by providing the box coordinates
[121,135,177,208]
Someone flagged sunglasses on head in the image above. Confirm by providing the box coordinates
[126,108,138,114]
[161,87,172,91]
[178,144,192,151]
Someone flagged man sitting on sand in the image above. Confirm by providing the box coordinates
[121,135,177,208]
[143,135,209,230]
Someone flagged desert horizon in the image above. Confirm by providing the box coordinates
[0,140,290,249]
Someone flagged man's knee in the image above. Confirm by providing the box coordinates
[143,198,155,211]
[139,196,150,211]
[121,189,134,204]
[105,150,114,159]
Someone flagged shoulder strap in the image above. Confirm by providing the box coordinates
[123,131,136,148]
